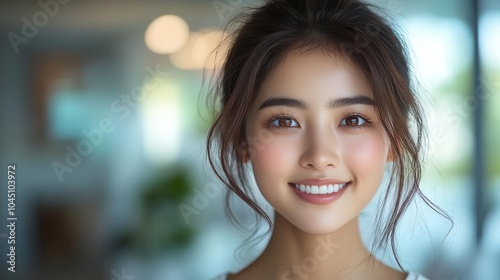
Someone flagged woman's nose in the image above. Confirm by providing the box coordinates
[298,128,340,171]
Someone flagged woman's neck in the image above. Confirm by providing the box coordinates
[231,212,406,280]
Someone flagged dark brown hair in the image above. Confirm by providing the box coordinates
[204,0,452,270]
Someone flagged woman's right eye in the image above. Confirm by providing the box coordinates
[267,115,300,130]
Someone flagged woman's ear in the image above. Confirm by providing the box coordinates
[387,149,394,162]
[387,145,396,162]
[240,141,250,163]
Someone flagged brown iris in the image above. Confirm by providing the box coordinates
[344,116,360,126]
[278,118,293,127]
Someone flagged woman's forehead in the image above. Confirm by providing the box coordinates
[253,50,373,110]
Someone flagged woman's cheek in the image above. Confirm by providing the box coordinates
[252,135,296,173]
[343,133,388,179]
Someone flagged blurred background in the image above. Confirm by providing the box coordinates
[0,0,498,279]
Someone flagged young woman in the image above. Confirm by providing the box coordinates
[205,0,451,279]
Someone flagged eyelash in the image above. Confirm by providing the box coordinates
[265,112,373,131]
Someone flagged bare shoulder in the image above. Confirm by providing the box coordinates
[381,266,408,280]
[365,261,408,280]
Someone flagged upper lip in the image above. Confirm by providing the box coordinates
[291,178,349,186]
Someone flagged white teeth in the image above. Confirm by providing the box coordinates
[327,184,333,193]
[319,185,327,194]
[311,185,319,194]
[294,183,347,194]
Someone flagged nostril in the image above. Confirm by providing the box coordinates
[299,150,340,170]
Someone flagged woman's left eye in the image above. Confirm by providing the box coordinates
[340,115,368,127]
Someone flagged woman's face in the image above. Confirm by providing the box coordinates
[244,50,391,234]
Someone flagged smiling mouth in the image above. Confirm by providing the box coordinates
[289,182,349,194]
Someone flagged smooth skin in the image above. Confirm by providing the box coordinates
[229,50,407,280]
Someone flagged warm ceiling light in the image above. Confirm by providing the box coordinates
[194,29,229,69]
[169,28,229,70]
[145,15,189,54]
[168,31,203,70]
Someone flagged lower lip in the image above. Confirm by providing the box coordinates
[289,182,350,205]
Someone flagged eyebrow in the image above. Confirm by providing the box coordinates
[257,96,377,111]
